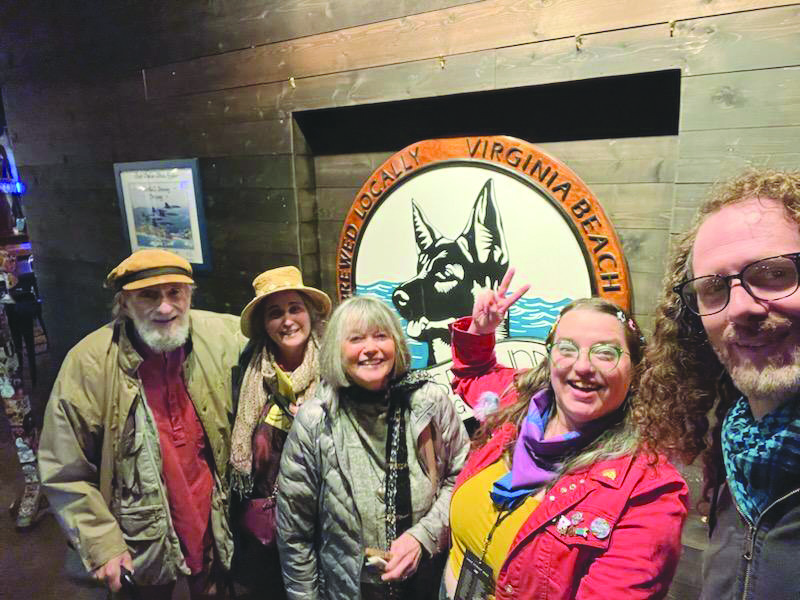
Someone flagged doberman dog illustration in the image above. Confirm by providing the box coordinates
[392,178,509,366]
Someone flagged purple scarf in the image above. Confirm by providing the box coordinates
[490,388,622,508]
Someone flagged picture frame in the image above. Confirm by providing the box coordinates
[113,158,211,270]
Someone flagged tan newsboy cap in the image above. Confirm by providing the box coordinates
[105,249,194,291]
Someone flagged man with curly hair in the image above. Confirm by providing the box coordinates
[638,168,800,599]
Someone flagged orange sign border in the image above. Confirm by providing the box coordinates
[335,135,632,313]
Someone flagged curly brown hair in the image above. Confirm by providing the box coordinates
[471,297,648,474]
[637,168,800,506]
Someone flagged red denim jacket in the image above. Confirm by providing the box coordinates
[450,319,689,599]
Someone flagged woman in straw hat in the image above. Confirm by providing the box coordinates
[229,266,331,597]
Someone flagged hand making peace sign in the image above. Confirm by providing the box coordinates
[468,267,530,335]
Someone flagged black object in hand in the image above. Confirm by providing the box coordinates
[120,566,141,600]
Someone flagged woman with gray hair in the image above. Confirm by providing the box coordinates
[277,296,469,600]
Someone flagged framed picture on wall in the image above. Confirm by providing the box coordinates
[113,158,211,270]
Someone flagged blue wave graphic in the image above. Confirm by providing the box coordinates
[356,281,571,369]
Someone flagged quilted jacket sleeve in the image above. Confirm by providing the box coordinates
[276,403,323,600]
[576,461,689,600]
[406,384,470,555]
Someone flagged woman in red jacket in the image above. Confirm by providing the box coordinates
[443,269,688,600]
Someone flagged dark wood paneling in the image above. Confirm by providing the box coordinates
[495,26,680,90]
[677,126,800,184]
[497,4,800,88]
[681,66,800,131]
[103,2,799,134]
[17,163,116,190]
[141,0,484,63]
[22,183,127,265]
[314,152,392,188]
[672,183,714,232]
[1,1,482,82]
[192,272,255,317]
[2,79,131,133]
[676,4,800,75]
[591,184,674,230]
[200,155,294,188]
[32,256,115,362]
[208,221,306,267]
[144,0,790,98]
[538,137,678,185]
[204,188,300,224]
[10,134,116,167]
[618,229,670,275]
[116,119,292,162]
[317,187,360,222]
[629,271,663,319]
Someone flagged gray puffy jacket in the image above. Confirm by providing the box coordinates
[276,379,469,600]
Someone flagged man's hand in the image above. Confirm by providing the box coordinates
[93,551,133,592]
[381,533,422,582]
[469,267,530,335]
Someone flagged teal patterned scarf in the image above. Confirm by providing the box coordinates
[721,395,800,524]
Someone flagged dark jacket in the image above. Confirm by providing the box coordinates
[701,482,800,600]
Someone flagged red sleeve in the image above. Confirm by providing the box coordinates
[449,317,517,409]
[576,461,690,600]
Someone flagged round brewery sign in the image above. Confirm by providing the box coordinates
[336,136,631,417]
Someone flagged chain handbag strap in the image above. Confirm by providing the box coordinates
[384,403,402,548]
[384,401,407,600]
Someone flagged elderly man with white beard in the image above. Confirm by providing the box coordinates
[39,249,245,599]
[638,169,800,600]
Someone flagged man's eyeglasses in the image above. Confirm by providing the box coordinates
[547,339,626,372]
[673,252,800,316]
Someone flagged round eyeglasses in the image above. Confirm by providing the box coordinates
[673,252,800,316]
[547,339,626,372]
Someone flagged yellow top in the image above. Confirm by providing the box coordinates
[264,365,294,432]
[449,460,540,583]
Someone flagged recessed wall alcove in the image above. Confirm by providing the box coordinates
[293,69,681,327]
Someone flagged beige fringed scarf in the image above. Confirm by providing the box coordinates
[230,334,320,490]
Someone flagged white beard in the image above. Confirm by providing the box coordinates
[131,312,190,353]
[724,349,800,406]
[714,314,800,406]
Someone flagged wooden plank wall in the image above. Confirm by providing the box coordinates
[0,0,484,365]
[2,3,799,596]
[3,1,797,360]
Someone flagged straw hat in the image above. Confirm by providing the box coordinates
[240,266,332,338]
[106,249,193,291]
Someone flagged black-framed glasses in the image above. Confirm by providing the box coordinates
[546,339,627,372]
[673,252,800,316]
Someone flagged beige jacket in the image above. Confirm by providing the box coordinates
[39,310,245,585]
